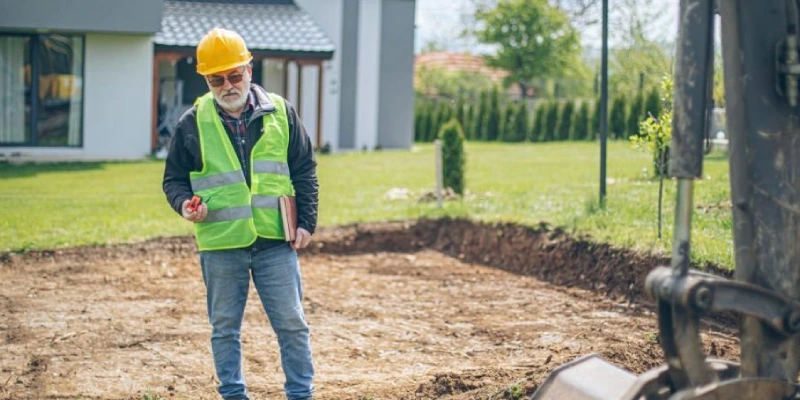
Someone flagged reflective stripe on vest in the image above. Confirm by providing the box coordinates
[189,91,294,251]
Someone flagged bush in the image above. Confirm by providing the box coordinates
[644,86,662,120]
[590,98,600,141]
[439,118,466,195]
[572,101,590,141]
[631,76,673,177]
[543,101,559,142]
[610,94,627,139]
[627,92,645,139]
[557,100,575,141]
[511,101,530,142]
[464,103,475,140]
[484,87,501,141]
[475,90,488,140]
[530,103,546,142]
[500,102,515,141]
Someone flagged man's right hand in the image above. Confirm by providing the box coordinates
[181,199,208,222]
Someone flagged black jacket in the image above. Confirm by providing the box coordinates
[162,84,319,242]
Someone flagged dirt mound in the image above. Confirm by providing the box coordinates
[307,218,732,305]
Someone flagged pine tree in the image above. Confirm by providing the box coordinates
[572,101,590,141]
[557,100,575,141]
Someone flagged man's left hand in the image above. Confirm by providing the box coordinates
[291,227,312,250]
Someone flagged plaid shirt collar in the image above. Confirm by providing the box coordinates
[214,87,256,127]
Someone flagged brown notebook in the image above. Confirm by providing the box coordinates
[279,195,297,242]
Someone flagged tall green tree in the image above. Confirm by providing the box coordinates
[509,101,529,142]
[464,103,476,140]
[557,100,575,140]
[543,101,560,142]
[610,95,627,139]
[627,92,645,138]
[475,90,489,140]
[483,87,501,140]
[530,103,546,142]
[572,101,590,141]
[474,0,581,99]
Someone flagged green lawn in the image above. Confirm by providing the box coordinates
[0,141,734,267]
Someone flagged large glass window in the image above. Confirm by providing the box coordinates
[0,34,83,147]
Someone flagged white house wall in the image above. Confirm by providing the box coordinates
[2,33,153,161]
[356,0,382,150]
[83,34,153,159]
[294,0,342,150]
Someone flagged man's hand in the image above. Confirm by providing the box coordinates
[181,198,208,222]
[291,227,312,249]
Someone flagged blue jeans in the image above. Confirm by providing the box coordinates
[199,243,314,400]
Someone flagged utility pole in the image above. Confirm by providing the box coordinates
[599,0,609,205]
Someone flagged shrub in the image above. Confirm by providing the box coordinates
[439,118,466,195]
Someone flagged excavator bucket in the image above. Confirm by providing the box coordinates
[531,354,638,400]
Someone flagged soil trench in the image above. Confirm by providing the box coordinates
[0,219,739,400]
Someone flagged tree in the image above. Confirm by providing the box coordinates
[415,65,496,100]
[474,0,581,99]
[610,95,627,139]
[509,101,529,142]
[627,92,645,139]
[608,0,673,96]
[439,119,467,195]
[483,86,501,140]
[557,100,575,140]
[572,101,590,141]
[475,90,489,140]
[644,86,662,121]
[456,94,466,128]
[530,103,546,142]
[543,101,560,142]
[590,97,601,141]
[465,103,476,140]
[500,101,515,141]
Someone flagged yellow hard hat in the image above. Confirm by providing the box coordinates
[196,28,253,76]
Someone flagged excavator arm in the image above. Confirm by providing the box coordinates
[533,1,800,398]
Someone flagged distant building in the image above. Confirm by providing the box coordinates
[0,0,416,161]
[414,51,533,99]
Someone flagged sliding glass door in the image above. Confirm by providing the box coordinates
[0,33,84,147]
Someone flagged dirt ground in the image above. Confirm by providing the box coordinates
[0,219,739,400]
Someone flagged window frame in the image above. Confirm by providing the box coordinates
[0,31,86,148]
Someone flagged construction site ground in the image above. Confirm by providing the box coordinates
[0,219,740,400]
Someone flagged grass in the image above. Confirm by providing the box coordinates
[0,141,734,267]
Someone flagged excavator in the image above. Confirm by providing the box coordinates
[533,0,800,399]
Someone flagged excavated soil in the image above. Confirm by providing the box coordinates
[0,218,739,400]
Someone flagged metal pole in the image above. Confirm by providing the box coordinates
[435,139,443,209]
[599,0,609,205]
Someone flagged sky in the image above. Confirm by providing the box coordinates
[413,0,681,55]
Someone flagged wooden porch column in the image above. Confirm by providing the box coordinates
[297,61,303,118]
[316,61,324,149]
[282,59,289,98]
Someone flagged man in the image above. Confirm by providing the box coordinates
[162,27,317,400]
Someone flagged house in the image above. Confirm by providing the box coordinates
[414,51,533,99]
[0,0,416,162]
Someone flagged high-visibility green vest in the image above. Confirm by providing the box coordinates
[189,91,294,251]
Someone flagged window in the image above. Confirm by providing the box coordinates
[0,34,84,147]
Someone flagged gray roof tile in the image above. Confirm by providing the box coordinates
[155,0,335,56]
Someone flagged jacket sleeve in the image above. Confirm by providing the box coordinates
[285,99,320,235]
[162,110,200,215]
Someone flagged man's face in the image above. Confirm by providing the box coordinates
[206,65,252,112]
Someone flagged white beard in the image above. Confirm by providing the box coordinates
[212,76,250,113]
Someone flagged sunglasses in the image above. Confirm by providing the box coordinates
[207,70,246,88]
